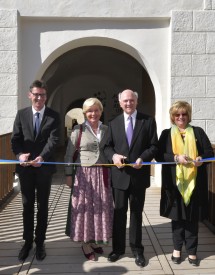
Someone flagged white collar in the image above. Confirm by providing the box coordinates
[85,120,102,129]
[32,105,45,117]
[124,110,137,120]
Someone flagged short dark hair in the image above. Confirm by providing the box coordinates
[29,80,48,92]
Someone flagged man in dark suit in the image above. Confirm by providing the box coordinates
[11,80,60,261]
[104,89,158,267]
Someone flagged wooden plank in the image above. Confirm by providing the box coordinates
[1,174,215,275]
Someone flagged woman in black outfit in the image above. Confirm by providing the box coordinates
[157,101,214,266]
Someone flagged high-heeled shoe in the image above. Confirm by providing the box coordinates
[188,257,199,266]
[91,245,104,254]
[171,255,181,264]
[81,245,95,261]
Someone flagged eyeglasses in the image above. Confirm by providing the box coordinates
[31,92,47,98]
[175,113,188,117]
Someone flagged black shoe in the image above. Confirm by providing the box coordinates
[134,253,146,267]
[108,251,123,262]
[171,255,181,264]
[36,245,46,261]
[188,257,199,266]
[18,242,33,261]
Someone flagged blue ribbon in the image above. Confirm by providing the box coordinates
[0,157,214,166]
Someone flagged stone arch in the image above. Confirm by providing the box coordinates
[35,37,162,182]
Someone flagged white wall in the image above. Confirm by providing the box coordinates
[0,0,204,17]
[0,0,215,187]
[18,18,169,136]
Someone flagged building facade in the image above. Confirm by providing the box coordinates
[0,0,215,183]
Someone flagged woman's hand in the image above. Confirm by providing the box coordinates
[176,154,190,164]
[178,154,188,164]
[194,156,203,167]
[66,176,73,188]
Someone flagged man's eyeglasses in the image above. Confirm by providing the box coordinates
[175,113,188,117]
[31,92,47,98]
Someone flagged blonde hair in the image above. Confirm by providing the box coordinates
[169,101,192,124]
[82,98,103,114]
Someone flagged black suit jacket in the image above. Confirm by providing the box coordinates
[11,106,60,174]
[104,112,158,190]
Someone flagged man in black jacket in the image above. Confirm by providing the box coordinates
[11,80,60,261]
[104,89,158,267]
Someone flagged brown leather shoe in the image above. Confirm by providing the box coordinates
[81,245,95,261]
[90,245,104,254]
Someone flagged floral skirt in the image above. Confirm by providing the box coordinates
[69,166,113,244]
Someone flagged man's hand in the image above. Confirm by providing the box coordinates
[30,156,44,167]
[112,154,127,168]
[132,158,143,169]
[19,153,31,166]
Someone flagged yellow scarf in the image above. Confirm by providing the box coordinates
[171,125,198,206]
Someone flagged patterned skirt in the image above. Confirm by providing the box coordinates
[69,166,114,244]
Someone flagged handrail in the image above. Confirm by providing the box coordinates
[0,133,15,206]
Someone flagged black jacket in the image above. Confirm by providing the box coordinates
[11,106,60,174]
[157,126,214,221]
[104,112,158,190]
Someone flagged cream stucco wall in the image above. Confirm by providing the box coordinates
[1,0,215,186]
[19,18,169,136]
[0,0,204,17]
[0,0,210,136]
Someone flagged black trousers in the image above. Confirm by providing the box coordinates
[112,183,146,254]
[18,167,52,246]
[172,219,199,255]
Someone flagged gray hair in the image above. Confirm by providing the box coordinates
[118,90,138,101]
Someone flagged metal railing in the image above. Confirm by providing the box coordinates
[0,133,15,206]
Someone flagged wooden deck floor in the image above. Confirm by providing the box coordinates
[1,170,215,275]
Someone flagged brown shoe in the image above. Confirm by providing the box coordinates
[82,245,95,261]
[90,244,104,254]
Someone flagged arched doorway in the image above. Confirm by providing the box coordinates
[42,45,155,147]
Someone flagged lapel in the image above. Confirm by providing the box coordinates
[26,107,35,139]
[84,123,107,143]
[40,107,48,131]
[100,124,105,141]
[118,114,128,143]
